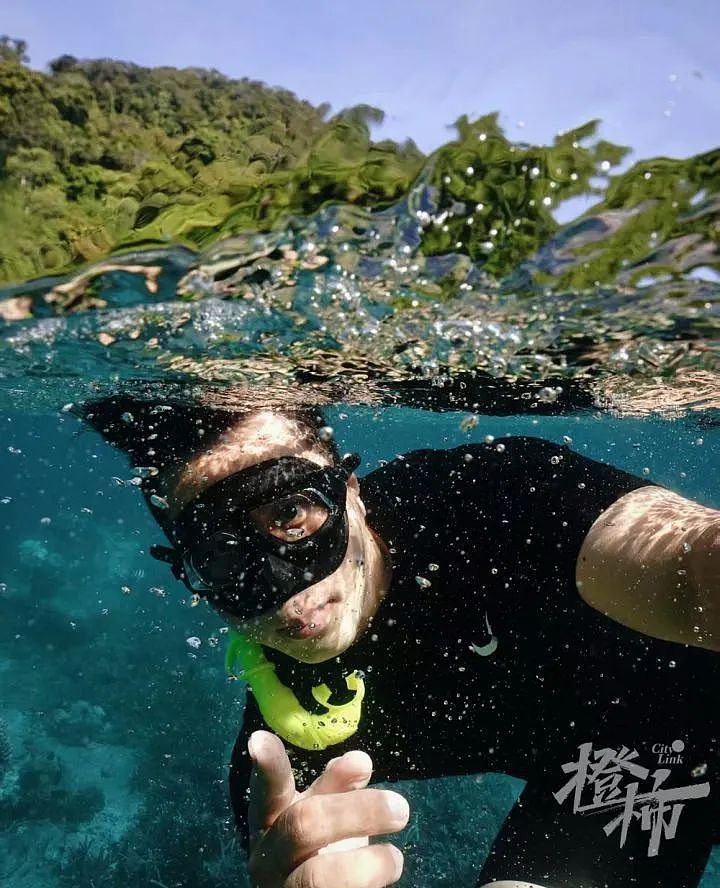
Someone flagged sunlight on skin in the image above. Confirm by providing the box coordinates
[161,411,392,664]
[577,486,720,652]
[169,411,331,512]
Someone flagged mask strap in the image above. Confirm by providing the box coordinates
[341,452,361,475]
[149,544,187,583]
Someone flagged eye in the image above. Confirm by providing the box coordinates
[251,493,329,542]
[273,501,304,527]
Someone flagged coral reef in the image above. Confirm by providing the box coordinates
[0,719,10,776]
[48,701,110,746]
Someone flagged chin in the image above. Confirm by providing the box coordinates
[276,631,345,663]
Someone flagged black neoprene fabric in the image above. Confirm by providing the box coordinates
[228,436,720,887]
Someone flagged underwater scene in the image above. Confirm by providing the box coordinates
[1,18,720,888]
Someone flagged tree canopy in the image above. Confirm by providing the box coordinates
[0,40,717,290]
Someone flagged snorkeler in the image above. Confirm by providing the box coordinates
[82,397,720,888]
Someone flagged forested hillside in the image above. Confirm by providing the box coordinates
[1,35,718,290]
[0,36,423,282]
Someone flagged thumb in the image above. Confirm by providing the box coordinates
[248,730,297,842]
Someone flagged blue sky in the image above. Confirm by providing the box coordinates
[5,0,720,160]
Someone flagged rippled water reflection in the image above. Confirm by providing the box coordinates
[1,130,719,418]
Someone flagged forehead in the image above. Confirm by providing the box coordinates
[166,410,329,517]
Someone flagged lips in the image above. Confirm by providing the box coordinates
[283,622,324,639]
[280,602,332,639]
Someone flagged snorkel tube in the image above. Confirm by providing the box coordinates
[226,630,365,751]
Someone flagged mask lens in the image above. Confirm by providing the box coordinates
[187,531,250,590]
[249,491,331,542]
[173,457,352,608]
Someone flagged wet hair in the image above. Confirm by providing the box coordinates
[77,395,338,472]
[76,395,340,528]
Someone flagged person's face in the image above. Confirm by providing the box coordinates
[165,411,387,663]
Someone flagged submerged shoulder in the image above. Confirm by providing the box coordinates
[363,435,563,477]
[359,436,570,504]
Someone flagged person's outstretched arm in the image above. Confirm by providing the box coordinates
[576,485,720,651]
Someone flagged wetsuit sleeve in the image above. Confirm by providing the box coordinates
[228,692,264,853]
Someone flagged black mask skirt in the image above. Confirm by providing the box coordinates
[150,453,361,619]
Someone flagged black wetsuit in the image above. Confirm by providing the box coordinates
[229,436,720,887]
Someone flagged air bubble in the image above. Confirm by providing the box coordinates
[186,637,202,649]
[415,576,432,588]
[318,426,334,442]
[150,494,169,510]
[537,387,559,403]
[132,466,159,478]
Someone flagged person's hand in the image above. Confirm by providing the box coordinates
[247,730,409,888]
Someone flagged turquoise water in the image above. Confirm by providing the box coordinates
[1,129,720,884]
[1,402,719,886]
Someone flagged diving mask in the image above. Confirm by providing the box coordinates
[150,452,361,618]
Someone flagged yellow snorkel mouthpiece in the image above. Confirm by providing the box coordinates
[225,630,365,751]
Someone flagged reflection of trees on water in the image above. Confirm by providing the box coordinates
[1,42,719,416]
[1,45,719,293]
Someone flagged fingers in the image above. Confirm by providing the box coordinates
[248,730,297,840]
[247,740,410,888]
[285,843,404,888]
[251,787,409,882]
[307,750,374,797]
[306,752,374,856]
